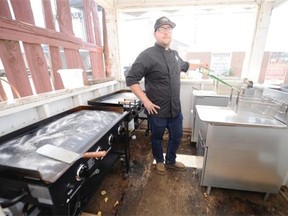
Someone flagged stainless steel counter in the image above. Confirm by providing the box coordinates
[195,105,288,198]
[191,91,229,142]
[196,105,286,128]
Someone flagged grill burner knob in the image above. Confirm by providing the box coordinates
[108,134,114,146]
[117,125,124,135]
[76,164,88,181]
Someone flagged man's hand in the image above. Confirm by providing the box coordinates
[128,84,160,115]
[189,63,209,71]
[143,99,160,114]
[200,63,209,69]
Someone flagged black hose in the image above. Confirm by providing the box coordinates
[0,191,29,208]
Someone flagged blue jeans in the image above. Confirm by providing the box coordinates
[148,113,183,164]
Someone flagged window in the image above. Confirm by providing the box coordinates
[118,5,257,79]
[264,2,288,84]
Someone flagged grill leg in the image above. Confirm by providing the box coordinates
[124,121,130,175]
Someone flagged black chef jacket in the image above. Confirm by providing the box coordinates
[126,43,189,118]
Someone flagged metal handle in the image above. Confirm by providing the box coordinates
[76,164,87,181]
[94,146,112,160]
[108,134,114,145]
[118,124,123,135]
[0,191,28,208]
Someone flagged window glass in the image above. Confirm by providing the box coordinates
[30,0,45,27]
[71,6,87,41]
[118,6,257,79]
[264,2,288,84]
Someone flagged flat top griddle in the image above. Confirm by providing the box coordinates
[0,109,127,183]
[88,89,140,108]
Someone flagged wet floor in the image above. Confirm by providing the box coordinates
[83,129,288,216]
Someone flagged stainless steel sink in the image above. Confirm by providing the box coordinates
[196,105,286,128]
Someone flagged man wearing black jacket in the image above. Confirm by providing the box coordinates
[126,16,208,175]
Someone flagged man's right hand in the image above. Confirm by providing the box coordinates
[128,83,160,114]
[143,99,160,115]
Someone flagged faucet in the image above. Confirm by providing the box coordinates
[229,87,242,113]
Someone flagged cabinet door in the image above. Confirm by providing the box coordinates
[203,124,287,193]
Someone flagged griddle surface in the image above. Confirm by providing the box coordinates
[0,110,125,183]
[89,92,140,107]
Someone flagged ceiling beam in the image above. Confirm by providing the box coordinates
[96,0,114,9]
[114,0,264,10]
[97,0,288,10]
[272,0,288,7]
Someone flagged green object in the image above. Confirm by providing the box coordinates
[199,69,236,90]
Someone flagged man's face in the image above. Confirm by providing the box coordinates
[154,24,173,48]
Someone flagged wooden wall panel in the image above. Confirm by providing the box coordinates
[64,49,88,82]
[0,0,106,100]
[0,0,10,17]
[102,9,111,77]
[23,43,52,93]
[90,2,104,79]
[10,0,35,23]
[57,0,88,82]
[90,52,105,79]
[84,0,102,80]
[57,0,87,82]
[92,2,102,46]
[42,0,64,90]
[84,0,94,44]
[0,0,13,100]
[0,40,33,97]
[49,47,64,89]
[0,18,89,50]
[10,0,52,94]
[0,0,32,98]
[0,83,7,101]
[56,0,74,35]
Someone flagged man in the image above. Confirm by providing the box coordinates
[126,16,208,175]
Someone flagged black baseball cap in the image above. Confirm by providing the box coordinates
[154,16,176,32]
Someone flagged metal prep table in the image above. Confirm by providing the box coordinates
[195,105,288,200]
[191,90,229,143]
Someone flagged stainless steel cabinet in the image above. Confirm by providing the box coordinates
[196,105,288,199]
[191,90,229,143]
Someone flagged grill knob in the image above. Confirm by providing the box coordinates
[108,134,114,146]
[117,125,124,135]
[76,164,88,181]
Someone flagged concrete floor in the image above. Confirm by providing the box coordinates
[83,129,288,216]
